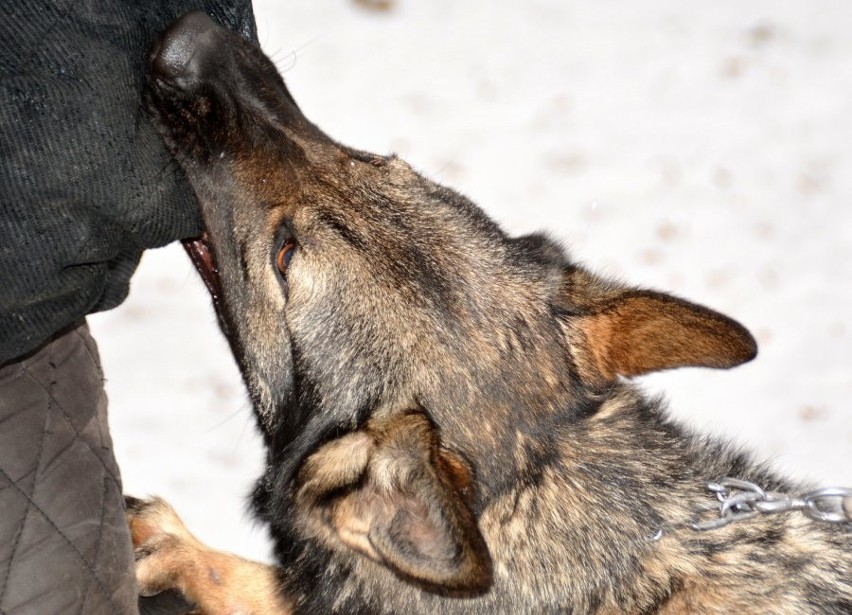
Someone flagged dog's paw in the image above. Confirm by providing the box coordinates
[125,495,196,597]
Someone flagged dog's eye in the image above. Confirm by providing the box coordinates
[276,240,296,275]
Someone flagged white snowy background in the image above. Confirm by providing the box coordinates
[90,0,852,562]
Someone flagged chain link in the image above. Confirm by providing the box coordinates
[689,477,852,531]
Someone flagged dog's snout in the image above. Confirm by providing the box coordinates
[149,10,217,85]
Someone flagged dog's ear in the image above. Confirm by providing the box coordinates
[296,412,492,594]
[559,266,757,385]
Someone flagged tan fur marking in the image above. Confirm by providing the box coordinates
[297,431,373,500]
[128,498,292,614]
[292,411,491,593]
[576,293,756,383]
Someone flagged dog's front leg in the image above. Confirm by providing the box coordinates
[126,496,292,615]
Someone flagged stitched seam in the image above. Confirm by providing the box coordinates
[72,327,103,381]
[0,354,53,608]
[0,404,29,429]
[72,325,109,452]
[18,367,122,491]
[78,475,109,615]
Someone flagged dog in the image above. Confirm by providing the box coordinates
[130,10,852,614]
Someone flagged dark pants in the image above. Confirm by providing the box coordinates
[0,321,137,614]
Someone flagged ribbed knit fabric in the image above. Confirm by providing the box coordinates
[0,1,257,363]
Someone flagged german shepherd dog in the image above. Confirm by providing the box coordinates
[130,11,852,614]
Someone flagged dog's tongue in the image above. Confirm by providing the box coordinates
[182,235,224,313]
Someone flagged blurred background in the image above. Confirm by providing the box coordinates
[90,0,852,562]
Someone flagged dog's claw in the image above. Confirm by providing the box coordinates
[124,494,194,597]
[134,545,155,562]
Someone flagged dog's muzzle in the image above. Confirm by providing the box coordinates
[147,12,230,329]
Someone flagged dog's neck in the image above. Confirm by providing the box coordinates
[253,379,795,613]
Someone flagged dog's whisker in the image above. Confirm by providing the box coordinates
[234,407,256,451]
[268,32,331,74]
[202,405,251,435]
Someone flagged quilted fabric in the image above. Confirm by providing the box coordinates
[0,0,257,363]
[0,321,136,614]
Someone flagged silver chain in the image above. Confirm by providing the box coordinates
[689,477,852,531]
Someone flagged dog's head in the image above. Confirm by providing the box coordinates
[146,11,757,594]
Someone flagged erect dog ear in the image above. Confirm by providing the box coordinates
[296,412,492,594]
[558,266,757,385]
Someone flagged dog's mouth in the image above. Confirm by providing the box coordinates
[182,234,225,319]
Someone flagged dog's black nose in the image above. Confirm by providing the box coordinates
[149,11,218,85]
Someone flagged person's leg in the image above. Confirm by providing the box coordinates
[0,320,137,614]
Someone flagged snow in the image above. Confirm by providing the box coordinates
[89,0,852,563]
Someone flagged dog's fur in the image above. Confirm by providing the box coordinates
[131,11,852,614]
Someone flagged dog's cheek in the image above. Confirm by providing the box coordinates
[236,315,296,432]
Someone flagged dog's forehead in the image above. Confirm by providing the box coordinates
[229,145,450,230]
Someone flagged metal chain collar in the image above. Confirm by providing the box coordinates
[689,477,852,531]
